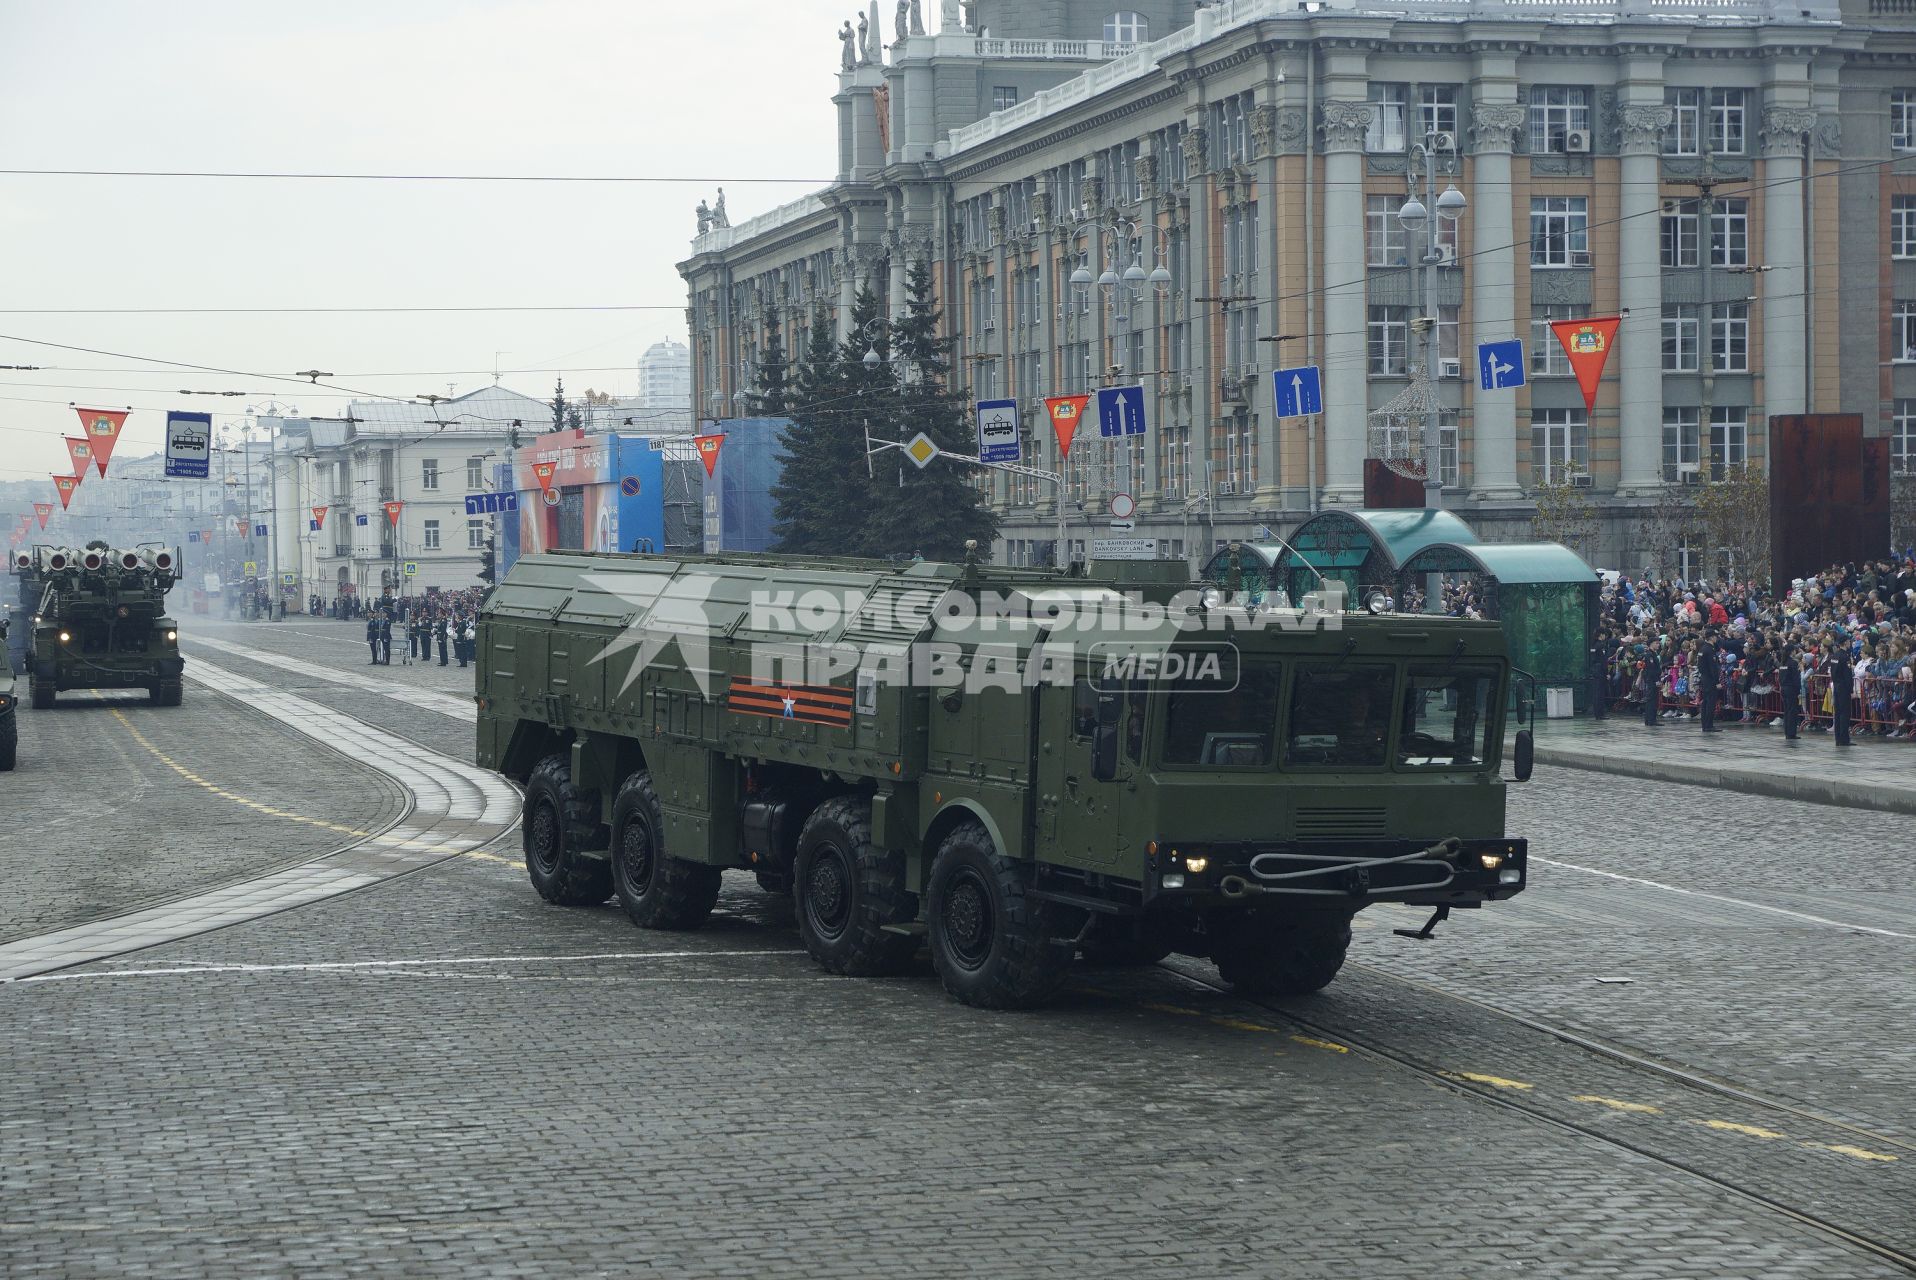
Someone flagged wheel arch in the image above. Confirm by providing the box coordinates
[924,799,1006,864]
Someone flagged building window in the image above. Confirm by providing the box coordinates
[1531,408,1589,485]
[1529,87,1589,155]
[1368,306,1409,376]
[466,456,485,490]
[1367,83,1407,153]
[1533,304,1589,376]
[1661,203,1699,268]
[1708,89,1748,155]
[1894,400,1915,474]
[1895,300,1916,362]
[1664,88,1701,156]
[1894,197,1916,260]
[1419,86,1459,140]
[1366,195,1409,267]
[1103,11,1148,43]
[1662,407,1701,482]
[1709,406,1748,480]
[1207,93,1252,169]
[1711,302,1750,373]
[467,518,486,549]
[420,458,439,491]
[423,519,441,550]
[1895,91,1915,152]
[1710,200,1749,268]
[1530,196,1589,267]
[992,86,1018,112]
[1662,305,1700,372]
[1438,410,1460,488]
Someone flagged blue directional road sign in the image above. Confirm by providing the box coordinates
[1272,366,1323,419]
[1096,386,1148,438]
[464,491,520,516]
[975,398,1021,462]
[1478,339,1526,391]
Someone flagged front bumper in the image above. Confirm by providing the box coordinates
[1146,837,1527,906]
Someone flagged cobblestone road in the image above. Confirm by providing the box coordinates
[0,619,1908,1278]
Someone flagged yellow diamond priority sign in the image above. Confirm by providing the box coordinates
[904,433,940,470]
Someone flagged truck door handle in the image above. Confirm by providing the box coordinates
[1064,774,1080,789]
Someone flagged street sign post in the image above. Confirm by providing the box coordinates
[1095,386,1148,438]
[403,561,418,578]
[1477,340,1526,391]
[975,399,1020,463]
[1272,366,1323,418]
[164,411,212,479]
[904,433,940,470]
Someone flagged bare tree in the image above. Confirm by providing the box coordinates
[1529,476,1600,560]
[1692,462,1771,584]
[1631,483,1699,579]
[1893,475,1916,553]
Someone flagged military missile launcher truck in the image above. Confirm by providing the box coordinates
[477,549,1532,1009]
[25,542,185,708]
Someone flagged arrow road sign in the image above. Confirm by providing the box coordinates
[1272,366,1322,419]
[1096,386,1148,438]
[1478,339,1526,391]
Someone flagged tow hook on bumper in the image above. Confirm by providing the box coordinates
[1393,904,1450,941]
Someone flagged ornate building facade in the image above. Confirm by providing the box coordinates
[681,0,1916,570]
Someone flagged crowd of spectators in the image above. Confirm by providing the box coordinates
[1589,555,1916,740]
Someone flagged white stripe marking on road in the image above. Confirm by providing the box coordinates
[12,950,808,983]
[188,634,477,722]
[1531,858,1916,941]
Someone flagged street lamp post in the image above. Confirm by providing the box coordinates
[1399,135,1467,612]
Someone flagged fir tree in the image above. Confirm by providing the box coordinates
[747,314,791,418]
[863,261,1000,561]
[769,298,886,555]
[549,377,570,434]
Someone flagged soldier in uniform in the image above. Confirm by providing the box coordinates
[1697,630,1720,733]
[1780,644,1801,741]
[437,611,451,666]
[1827,639,1854,747]
[1640,646,1662,727]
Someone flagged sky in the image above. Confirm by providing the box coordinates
[0,0,870,482]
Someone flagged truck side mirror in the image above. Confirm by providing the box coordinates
[1513,729,1534,783]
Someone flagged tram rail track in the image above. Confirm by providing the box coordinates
[1162,961,1916,1275]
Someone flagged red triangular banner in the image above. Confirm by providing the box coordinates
[66,437,93,483]
[75,407,130,477]
[53,474,79,509]
[693,433,724,479]
[530,460,558,495]
[384,500,404,527]
[33,502,53,530]
[1550,316,1623,414]
[312,505,329,529]
[1044,395,1091,461]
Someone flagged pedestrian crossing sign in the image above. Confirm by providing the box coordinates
[403,561,418,577]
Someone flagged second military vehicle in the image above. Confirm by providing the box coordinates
[24,542,185,708]
[477,549,1532,1010]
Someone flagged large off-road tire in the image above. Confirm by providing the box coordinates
[1211,908,1353,997]
[0,711,16,771]
[927,821,1081,1010]
[793,796,918,978]
[521,753,613,906]
[609,771,721,930]
[150,679,183,707]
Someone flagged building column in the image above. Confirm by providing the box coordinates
[1319,99,1371,504]
[1252,104,1283,502]
[1469,101,1527,498]
[1618,102,1674,494]
[1761,105,1817,420]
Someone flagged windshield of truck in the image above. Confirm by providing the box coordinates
[1282,664,1395,768]
[1397,666,1498,770]
[1161,663,1280,767]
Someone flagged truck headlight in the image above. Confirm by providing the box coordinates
[58,631,70,643]
[1479,853,1504,870]
[1161,873,1186,890]
[166,630,177,642]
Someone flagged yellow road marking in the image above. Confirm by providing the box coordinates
[1207,1016,1278,1034]
[1440,1070,1533,1091]
[1573,1095,1663,1114]
[1693,1119,1787,1140]
[1808,1144,1898,1163]
[1292,1035,1350,1054]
